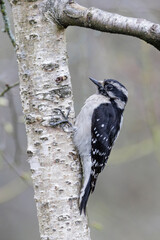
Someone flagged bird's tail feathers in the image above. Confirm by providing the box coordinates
[79,176,91,215]
[90,174,97,193]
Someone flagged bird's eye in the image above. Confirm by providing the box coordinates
[107,85,113,91]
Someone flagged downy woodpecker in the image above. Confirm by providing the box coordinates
[74,77,128,214]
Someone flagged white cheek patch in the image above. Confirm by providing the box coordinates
[107,91,116,99]
[110,81,128,98]
[114,99,126,109]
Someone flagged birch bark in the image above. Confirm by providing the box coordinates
[10,0,91,239]
[10,0,159,238]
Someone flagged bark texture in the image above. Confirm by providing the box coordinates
[10,0,159,239]
[10,0,91,239]
[56,1,160,51]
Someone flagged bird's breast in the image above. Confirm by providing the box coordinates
[74,94,110,156]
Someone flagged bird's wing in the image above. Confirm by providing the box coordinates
[90,102,119,192]
[79,102,121,214]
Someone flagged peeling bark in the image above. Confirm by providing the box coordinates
[10,0,91,239]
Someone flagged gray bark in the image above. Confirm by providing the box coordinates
[54,1,160,51]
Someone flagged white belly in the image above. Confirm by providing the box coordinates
[73,94,110,157]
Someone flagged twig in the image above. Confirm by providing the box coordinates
[53,1,160,51]
[0,0,16,47]
[0,81,19,97]
[2,153,31,186]
[8,89,23,164]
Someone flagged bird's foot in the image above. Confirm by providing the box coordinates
[49,107,73,132]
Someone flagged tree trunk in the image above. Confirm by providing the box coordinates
[10,0,91,239]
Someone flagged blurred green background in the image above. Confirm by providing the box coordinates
[0,0,160,240]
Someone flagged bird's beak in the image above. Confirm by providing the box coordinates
[89,77,102,88]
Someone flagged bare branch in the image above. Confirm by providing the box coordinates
[0,0,16,47]
[2,153,31,186]
[54,1,160,51]
[0,81,19,97]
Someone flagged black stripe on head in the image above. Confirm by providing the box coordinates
[104,79,127,91]
[103,79,128,103]
[114,88,128,103]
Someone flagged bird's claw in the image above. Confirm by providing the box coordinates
[49,107,73,132]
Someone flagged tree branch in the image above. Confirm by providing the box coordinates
[2,153,31,186]
[0,81,19,97]
[0,0,16,47]
[55,1,160,51]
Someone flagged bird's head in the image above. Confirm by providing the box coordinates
[89,77,128,109]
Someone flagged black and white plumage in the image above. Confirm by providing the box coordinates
[74,77,128,214]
